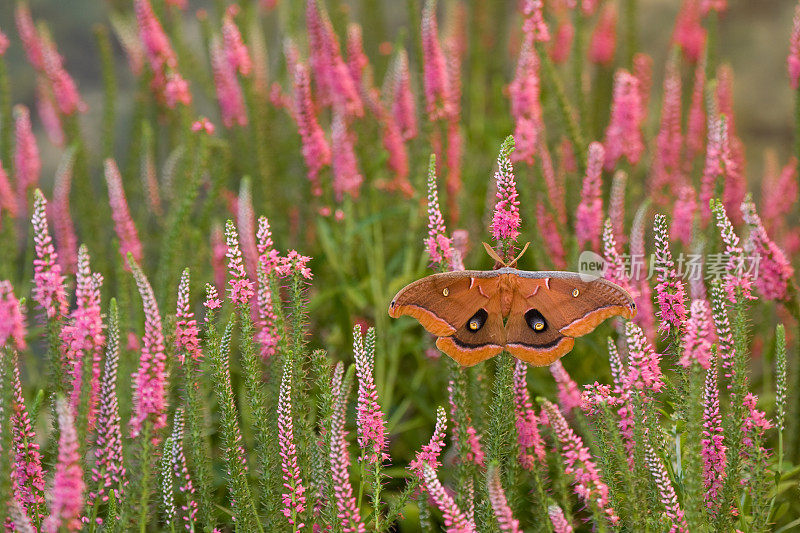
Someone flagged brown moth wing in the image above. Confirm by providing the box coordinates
[436,292,505,367]
[505,289,576,366]
[388,271,501,337]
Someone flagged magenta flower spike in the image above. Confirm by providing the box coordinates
[490,136,521,257]
[673,0,705,63]
[37,78,66,147]
[345,23,368,89]
[331,112,364,201]
[409,406,447,479]
[15,3,44,69]
[291,60,332,188]
[59,245,104,425]
[328,363,366,533]
[353,325,388,464]
[39,31,85,115]
[701,359,726,513]
[508,37,543,166]
[624,321,664,394]
[670,185,696,247]
[203,283,222,318]
[175,269,202,366]
[651,60,683,200]
[14,105,40,212]
[548,505,573,533]
[513,359,546,469]
[42,399,85,533]
[487,466,522,533]
[255,217,279,360]
[277,357,307,529]
[575,142,605,251]
[790,2,800,89]
[389,50,418,141]
[700,117,729,222]
[128,256,168,439]
[211,37,248,128]
[422,464,475,533]
[603,70,644,170]
[711,199,755,302]
[589,2,617,65]
[51,151,78,274]
[741,198,794,301]
[447,380,485,466]
[222,8,251,77]
[0,161,18,220]
[424,155,455,268]
[653,213,687,335]
[31,189,69,320]
[0,281,27,350]
[521,0,550,42]
[421,0,453,122]
[644,443,688,532]
[104,159,143,267]
[680,299,714,370]
[741,393,773,454]
[0,30,7,56]
[550,360,582,414]
[224,219,255,306]
[602,218,631,292]
[542,400,619,526]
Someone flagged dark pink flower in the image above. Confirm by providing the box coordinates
[712,199,755,302]
[549,19,574,64]
[589,2,616,65]
[653,213,687,335]
[550,360,582,413]
[211,38,248,128]
[31,190,68,319]
[490,137,521,247]
[409,406,447,479]
[353,326,388,465]
[424,156,455,268]
[224,220,255,306]
[50,150,77,273]
[673,0,705,63]
[686,60,707,161]
[651,60,683,200]
[680,299,714,370]
[575,143,604,251]
[548,505,573,533]
[0,281,26,350]
[175,269,202,366]
[603,70,644,169]
[191,117,215,135]
[644,443,688,532]
[278,358,307,528]
[671,186,696,247]
[701,361,726,513]
[389,50,418,140]
[14,105,40,210]
[39,31,86,115]
[104,159,143,266]
[487,466,522,533]
[741,198,794,301]
[331,112,364,201]
[421,0,454,121]
[422,465,475,532]
[345,23,368,89]
[513,359,547,469]
[624,322,664,394]
[0,161,17,219]
[42,399,85,533]
[521,0,550,42]
[291,61,331,187]
[222,8,251,77]
[509,38,543,165]
[0,27,10,56]
[537,201,566,269]
[36,79,65,147]
[15,3,44,69]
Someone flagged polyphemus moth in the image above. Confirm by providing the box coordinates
[388,243,636,367]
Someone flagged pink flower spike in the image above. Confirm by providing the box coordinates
[0,281,27,350]
[14,105,41,210]
[51,150,78,274]
[422,464,475,532]
[237,179,258,280]
[135,0,177,74]
[487,466,521,533]
[542,400,619,526]
[686,60,707,161]
[104,159,143,267]
[644,443,688,532]
[203,283,222,318]
[701,359,726,514]
[509,37,543,166]
[346,23,368,89]
[42,399,85,533]
[680,299,714,370]
[409,406,447,479]
[624,322,664,394]
[548,505,573,533]
[37,79,66,147]
[423,155,454,268]
[222,9,251,77]
[0,162,18,219]
[521,0,550,42]
[128,256,168,439]
[549,19,574,64]
[701,0,727,15]
[15,3,44,69]
[328,363,366,533]
[175,269,202,366]
[650,59,683,200]
[550,360,582,414]
[741,198,794,301]
[191,117,215,135]
[39,31,86,115]
[211,38,248,128]
[653,213,687,335]
[0,29,9,56]
[673,0,705,63]
[291,61,331,187]
[331,112,364,201]
[421,0,454,121]
[513,359,546,469]
[671,186,696,247]
[490,136,521,249]
[789,3,800,90]
[575,142,605,251]
[589,2,616,65]
[31,189,69,319]
[224,219,255,306]
[278,357,307,528]
[389,50,418,140]
[353,325,388,465]
[168,408,199,529]
[603,70,644,169]
[711,199,755,302]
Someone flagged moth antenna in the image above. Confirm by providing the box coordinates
[482,242,508,267]
[508,242,531,268]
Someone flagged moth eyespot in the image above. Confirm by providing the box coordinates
[442,288,449,297]
[390,300,396,308]
[572,289,580,297]
[465,309,488,333]
[631,302,636,309]
[525,309,548,333]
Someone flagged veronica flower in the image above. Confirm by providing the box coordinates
[550,360,582,413]
[169,408,199,529]
[542,400,619,525]
[211,38,248,128]
[37,79,65,147]
[175,269,202,366]
[14,105,40,211]
[0,281,27,350]
[51,150,77,273]
[278,358,307,529]
[237,180,258,280]
[222,7,251,77]
[537,202,567,269]
[741,393,772,455]
[741,198,794,301]
[42,399,85,533]
[128,257,168,439]
[409,406,447,479]
[512,360,546,468]
[602,219,631,291]
[104,159,143,266]
[448,380,485,466]
[790,3,800,90]
[275,250,314,280]
[700,117,730,222]
[680,299,714,370]
[760,156,797,229]
[328,363,365,532]
[603,70,644,169]
[549,19,574,64]
[345,23,368,89]
[0,162,17,220]
[521,0,550,42]
[653,213,687,335]
[487,466,522,533]
[224,219,255,306]
[15,3,44,69]
[490,136,521,253]
[388,49,418,140]
[31,190,68,319]
[644,443,688,532]
[589,2,616,65]
[673,0,705,63]
[508,37,543,165]
[701,359,726,513]
[548,505,573,533]
[164,72,192,107]
[421,0,453,121]
[424,155,455,268]
[353,326,388,464]
[134,0,176,75]
[39,30,85,115]
[575,143,604,251]
[10,354,47,525]
[0,29,8,56]
[711,199,754,302]
[210,223,227,296]
[291,61,331,188]
[255,218,280,360]
[422,464,475,533]
[59,245,104,425]
[332,112,364,201]
[625,321,664,394]
[670,185,696,247]
[651,59,683,200]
